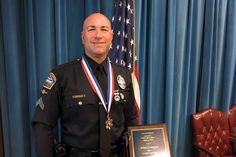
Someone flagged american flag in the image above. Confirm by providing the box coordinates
[109,0,140,123]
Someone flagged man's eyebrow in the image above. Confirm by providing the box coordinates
[86,26,96,29]
[86,25,110,29]
[101,26,109,29]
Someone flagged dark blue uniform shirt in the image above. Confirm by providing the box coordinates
[32,55,138,157]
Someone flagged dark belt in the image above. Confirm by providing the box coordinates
[67,145,118,157]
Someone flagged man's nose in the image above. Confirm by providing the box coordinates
[95,30,103,38]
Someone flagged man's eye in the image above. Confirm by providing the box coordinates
[102,29,108,32]
[88,28,95,31]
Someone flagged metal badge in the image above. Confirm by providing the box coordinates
[117,75,126,89]
[43,72,56,90]
[120,93,125,100]
[114,94,120,101]
[72,94,85,99]
[41,89,47,95]
[114,90,120,101]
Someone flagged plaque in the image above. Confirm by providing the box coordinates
[128,124,171,157]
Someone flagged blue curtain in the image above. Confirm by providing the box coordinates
[0,0,236,157]
[0,0,115,157]
[136,0,236,156]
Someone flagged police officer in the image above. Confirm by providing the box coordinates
[32,13,138,157]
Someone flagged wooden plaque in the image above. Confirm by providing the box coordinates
[128,124,171,157]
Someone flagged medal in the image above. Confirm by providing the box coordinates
[81,56,115,130]
[105,113,113,130]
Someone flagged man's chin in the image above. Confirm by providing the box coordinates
[93,49,108,55]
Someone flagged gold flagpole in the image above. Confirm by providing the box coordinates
[132,0,136,73]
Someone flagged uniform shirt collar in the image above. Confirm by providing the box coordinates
[84,54,108,75]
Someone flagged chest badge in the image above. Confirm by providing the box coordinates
[117,75,126,89]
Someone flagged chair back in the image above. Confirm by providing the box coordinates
[229,104,236,137]
[192,108,232,157]
[229,104,236,152]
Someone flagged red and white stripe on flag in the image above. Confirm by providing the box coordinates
[109,0,140,123]
[132,64,140,123]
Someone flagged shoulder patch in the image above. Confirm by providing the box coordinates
[43,72,56,90]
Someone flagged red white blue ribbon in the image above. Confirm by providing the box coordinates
[80,56,114,113]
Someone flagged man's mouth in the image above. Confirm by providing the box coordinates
[92,42,105,45]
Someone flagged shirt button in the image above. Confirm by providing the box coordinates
[78,101,83,106]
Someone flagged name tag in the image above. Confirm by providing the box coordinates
[72,94,85,99]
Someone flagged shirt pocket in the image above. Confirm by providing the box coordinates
[61,90,99,124]
[62,90,97,109]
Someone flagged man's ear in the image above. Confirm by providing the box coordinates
[111,30,114,39]
[81,32,84,44]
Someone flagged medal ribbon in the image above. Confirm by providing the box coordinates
[81,55,114,112]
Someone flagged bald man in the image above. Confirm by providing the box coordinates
[32,13,138,157]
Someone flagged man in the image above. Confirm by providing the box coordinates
[32,13,138,157]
